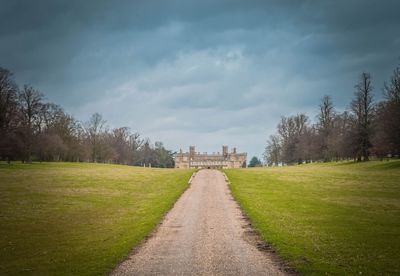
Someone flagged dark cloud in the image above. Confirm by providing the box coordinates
[1,0,399,158]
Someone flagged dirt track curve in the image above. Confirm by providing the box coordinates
[111,169,287,276]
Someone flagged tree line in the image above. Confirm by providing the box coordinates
[264,64,400,166]
[0,67,175,167]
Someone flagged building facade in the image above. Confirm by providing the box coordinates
[175,146,247,169]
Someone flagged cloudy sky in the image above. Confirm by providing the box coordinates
[1,0,399,159]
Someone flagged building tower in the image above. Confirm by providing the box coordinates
[189,146,195,159]
[222,145,228,158]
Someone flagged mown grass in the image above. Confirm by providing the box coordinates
[0,162,193,275]
[225,161,400,275]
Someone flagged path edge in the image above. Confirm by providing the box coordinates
[109,170,197,275]
[222,170,298,276]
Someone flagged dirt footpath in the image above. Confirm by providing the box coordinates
[111,169,288,276]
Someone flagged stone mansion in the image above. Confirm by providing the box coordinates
[175,146,247,169]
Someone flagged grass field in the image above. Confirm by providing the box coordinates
[0,162,193,275]
[226,161,400,275]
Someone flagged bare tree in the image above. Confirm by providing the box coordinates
[383,65,400,103]
[330,111,353,160]
[264,134,281,166]
[374,64,400,157]
[36,133,67,161]
[110,127,132,164]
[85,113,106,162]
[277,116,295,164]
[18,85,44,162]
[351,72,374,161]
[317,95,335,161]
[276,114,309,164]
[129,132,143,164]
[296,125,319,163]
[0,67,18,162]
[68,122,89,162]
[138,138,154,167]
[0,67,18,130]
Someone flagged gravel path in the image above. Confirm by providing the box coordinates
[111,169,287,276]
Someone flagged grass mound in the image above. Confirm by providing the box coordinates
[226,160,400,274]
[0,162,193,275]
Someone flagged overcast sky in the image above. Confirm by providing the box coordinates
[1,0,399,159]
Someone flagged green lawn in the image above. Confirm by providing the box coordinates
[225,161,400,275]
[0,162,193,275]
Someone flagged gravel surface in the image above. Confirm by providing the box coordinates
[111,169,287,276]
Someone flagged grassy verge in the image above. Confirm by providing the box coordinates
[0,162,193,275]
[225,161,400,275]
